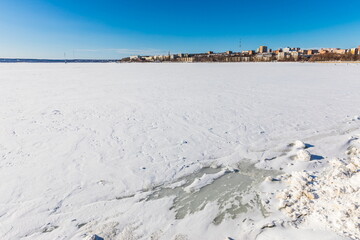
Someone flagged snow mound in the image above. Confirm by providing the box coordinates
[275,149,360,239]
[346,137,360,156]
[295,149,311,161]
[293,140,306,149]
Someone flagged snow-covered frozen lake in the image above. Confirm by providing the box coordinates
[1,63,360,240]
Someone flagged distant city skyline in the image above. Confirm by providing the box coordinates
[1,0,360,59]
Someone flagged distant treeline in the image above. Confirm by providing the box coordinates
[309,53,360,62]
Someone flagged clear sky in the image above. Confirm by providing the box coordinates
[1,0,360,59]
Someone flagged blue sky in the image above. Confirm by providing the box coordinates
[1,0,360,59]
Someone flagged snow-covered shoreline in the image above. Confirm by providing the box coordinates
[1,63,360,239]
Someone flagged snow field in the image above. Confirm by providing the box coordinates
[1,63,360,239]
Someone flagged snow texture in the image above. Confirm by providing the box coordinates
[1,62,360,239]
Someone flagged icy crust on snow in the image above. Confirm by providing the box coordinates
[262,137,360,240]
[183,168,231,193]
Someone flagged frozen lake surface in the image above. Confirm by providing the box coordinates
[1,63,360,239]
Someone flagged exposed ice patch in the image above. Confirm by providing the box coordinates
[147,163,280,224]
[183,168,230,193]
[164,179,187,189]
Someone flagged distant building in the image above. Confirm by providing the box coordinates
[277,52,288,60]
[290,52,299,60]
[170,54,179,60]
[178,57,195,62]
[283,47,300,53]
[319,49,329,54]
[143,56,154,61]
[255,53,274,61]
[349,48,359,55]
[320,48,341,54]
[153,55,170,61]
[283,47,291,53]
[130,55,141,60]
[258,46,268,53]
[277,52,299,60]
[124,43,358,63]
[333,49,346,54]
[306,49,318,55]
[242,50,255,55]
[178,53,189,58]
